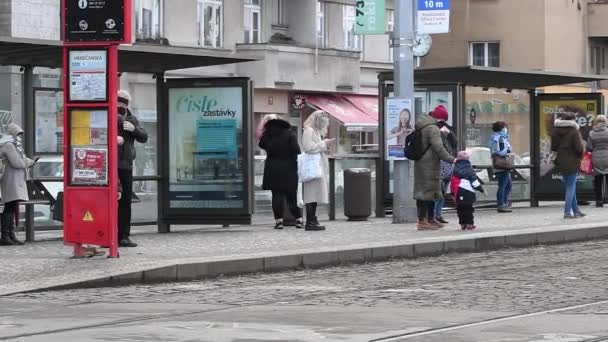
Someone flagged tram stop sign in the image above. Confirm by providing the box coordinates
[64,0,127,43]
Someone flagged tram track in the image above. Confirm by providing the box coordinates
[371,299,608,341]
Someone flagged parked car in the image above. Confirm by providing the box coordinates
[29,156,158,225]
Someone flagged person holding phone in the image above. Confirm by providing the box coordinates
[116,90,148,247]
[301,110,333,231]
[0,123,35,245]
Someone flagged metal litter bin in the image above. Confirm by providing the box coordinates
[343,168,372,221]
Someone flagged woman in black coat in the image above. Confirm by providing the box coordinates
[259,118,303,229]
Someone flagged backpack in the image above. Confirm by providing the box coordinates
[404,123,435,161]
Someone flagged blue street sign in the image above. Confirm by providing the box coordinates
[418,0,450,11]
[417,0,451,34]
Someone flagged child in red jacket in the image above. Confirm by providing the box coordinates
[450,151,485,230]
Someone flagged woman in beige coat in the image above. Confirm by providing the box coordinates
[0,123,35,245]
[301,110,334,231]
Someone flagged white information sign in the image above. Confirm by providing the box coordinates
[68,50,107,101]
[417,0,450,34]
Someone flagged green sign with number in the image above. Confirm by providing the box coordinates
[355,0,386,35]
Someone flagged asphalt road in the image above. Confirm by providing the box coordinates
[2,240,608,341]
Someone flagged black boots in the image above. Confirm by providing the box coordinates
[0,214,22,246]
[305,203,325,231]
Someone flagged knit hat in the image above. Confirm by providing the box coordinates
[430,105,449,121]
[117,90,131,106]
[456,150,470,161]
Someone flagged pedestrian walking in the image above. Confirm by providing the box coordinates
[429,105,457,224]
[0,123,34,246]
[489,121,513,213]
[301,110,333,231]
[450,151,485,230]
[259,116,304,229]
[586,114,608,207]
[413,112,456,231]
[117,90,148,247]
[551,112,586,219]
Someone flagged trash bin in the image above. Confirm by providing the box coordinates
[343,168,372,221]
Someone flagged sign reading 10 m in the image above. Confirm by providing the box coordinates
[419,0,450,10]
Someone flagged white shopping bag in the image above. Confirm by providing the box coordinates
[298,153,322,182]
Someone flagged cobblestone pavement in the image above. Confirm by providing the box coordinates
[3,240,608,341]
[1,204,608,295]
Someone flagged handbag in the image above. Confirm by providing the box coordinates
[492,154,514,170]
[440,160,454,181]
[298,153,322,182]
[580,151,593,175]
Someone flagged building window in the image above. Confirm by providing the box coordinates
[276,0,286,26]
[316,1,326,48]
[343,5,361,50]
[387,10,394,62]
[469,42,500,67]
[197,0,223,48]
[244,0,261,43]
[135,0,161,41]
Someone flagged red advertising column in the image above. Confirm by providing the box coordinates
[61,0,131,258]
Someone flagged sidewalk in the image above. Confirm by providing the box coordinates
[1,204,608,296]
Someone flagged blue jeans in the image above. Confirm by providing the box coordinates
[434,199,444,218]
[564,173,580,216]
[496,171,512,208]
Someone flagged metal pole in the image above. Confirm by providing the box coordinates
[23,65,35,242]
[392,0,417,223]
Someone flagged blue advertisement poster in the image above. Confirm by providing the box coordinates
[168,87,244,209]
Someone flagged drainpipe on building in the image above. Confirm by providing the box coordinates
[392,0,417,223]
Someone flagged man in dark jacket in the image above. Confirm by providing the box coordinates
[117,90,148,247]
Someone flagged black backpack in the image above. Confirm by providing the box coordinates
[404,123,435,161]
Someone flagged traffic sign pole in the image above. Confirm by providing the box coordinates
[392,0,417,224]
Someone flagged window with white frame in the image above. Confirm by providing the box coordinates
[387,10,394,62]
[275,0,286,26]
[244,0,261,43]
[343,5,361,50]
[469,42,500,67]
[316,1,326,48]
[135,0,161,40]
[197,0,223,48]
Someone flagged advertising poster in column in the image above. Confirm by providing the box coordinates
[168,87,245,209]
[385,98,413,160]
[537,96,599,197]
[71,147,108,185]
[68,50,107,102]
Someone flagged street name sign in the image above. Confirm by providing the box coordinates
[417,0,450,34]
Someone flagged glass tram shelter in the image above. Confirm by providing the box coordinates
[0,36,259,240]
[377,66,607,215]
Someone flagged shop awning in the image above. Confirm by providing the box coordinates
[343,95,379,121]
[305,94,377,130]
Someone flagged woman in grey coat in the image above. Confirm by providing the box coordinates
[0,123,35,245]
[587,115,608,207]
[301,110,334,231]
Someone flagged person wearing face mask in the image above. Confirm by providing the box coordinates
[116,90,148,247]
[0,123,35,245]
[490,121,513,213]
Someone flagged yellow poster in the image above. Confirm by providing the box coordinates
[71,110,91,128]
[71,127,90,146]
